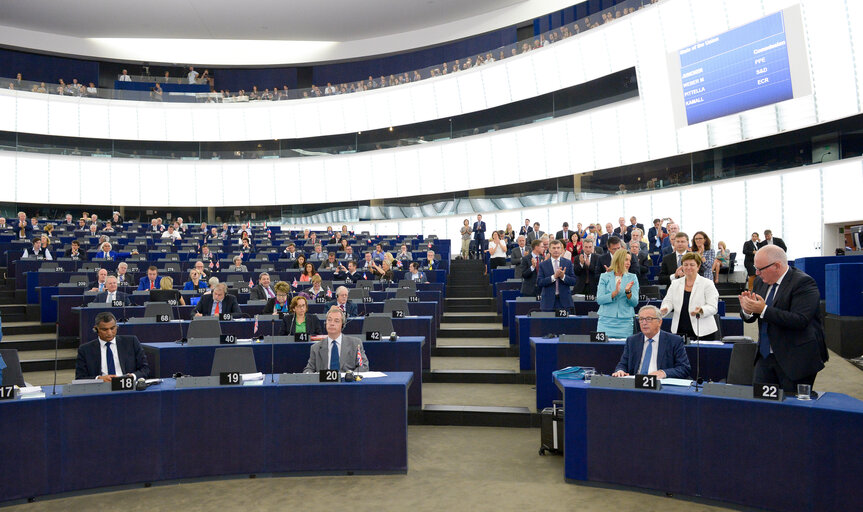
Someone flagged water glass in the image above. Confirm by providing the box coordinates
[797,383,811,400]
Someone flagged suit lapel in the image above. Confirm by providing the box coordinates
[631,336,644,374]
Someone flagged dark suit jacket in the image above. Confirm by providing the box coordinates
[572,253,601,295]
[598,233,614,249]
[758,237,787,252]
[519,252,541,297]
[194,294,241,317]
[509,246,527,266]
[632,251,650,284]
[473,221,486,241]
[65,249,87,260]
[249,284,275,301]
[278,313,324,336]
[137,276,163,291]
[93,291,131,306]
[519,225,533,236]
[324,299,359,317]
[115,273,136,287]
[647,226,666,251]
[526,230,545,244]
[536,258,577,310]
[625,223,645,239]
[614,331,691,379]
[612,227,631,243]
[658,252,683,286]
[742,240,758,274]
[597,250,641,282]
[75,335,150,379]
[555,230,573,243]
[741,267,827,380]
[335,270,366,283]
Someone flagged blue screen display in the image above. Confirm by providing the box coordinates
[679,12,793,125]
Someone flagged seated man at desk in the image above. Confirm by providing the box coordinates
[75,312,150,381]
[194,283,241,317]
[138,266,163,290]
[115,262,136,287]
[303,306,369,373]
[325,286,359,317]
[65,240,86,260]
[89,268,109,292]
[612,305,691,379]
[334,260,366,283]
[94,275,131,306]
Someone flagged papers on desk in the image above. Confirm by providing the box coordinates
[242,373,265,385]
[355,372,388,379]
[690,340,725,346]
[18,386,46,399]
[661,378,694,387]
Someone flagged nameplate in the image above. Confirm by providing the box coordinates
[279,373,319,384]
[583,294,596,301]
[753,382,784,401]
[702,382,754,399]
[294,332,310,342]
[55,267,64,272]
[555,309,569,318]
[111,300,124,307]
[219,313,233,321]
[362,296,373,303]
[239,287,250,294]
[220,372,242,385]
[219,334,237,344]
[111,375,135,391]
[634,374,661,390]
[0,385,16,401]
[167,299,178,306]
[392,310,405,318]
[174,376,220,388]
[62,381,112,395]
[155,314,171,323]
[77,281,88,287]
[590,331,607,343]
[639,294,648,301]
[319,369,340,382]
[408,296,419,303]
[316,296,327,303]
[365,330,381,341]
[589,375,634,389]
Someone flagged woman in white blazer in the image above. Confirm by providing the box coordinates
[660,252,719,339]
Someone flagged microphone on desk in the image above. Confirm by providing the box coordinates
[693,311,703,389]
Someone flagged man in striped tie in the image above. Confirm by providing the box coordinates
[612,305,691,379]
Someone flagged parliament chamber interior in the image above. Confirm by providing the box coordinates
[1,0,862,510]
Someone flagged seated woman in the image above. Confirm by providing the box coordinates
[149,276,185,305]
[713,241,730,283]
[306,274,327,299]
[228,256,248,272]
[263,281,292,314]
[278,295,324,337]
[370,259,395,284]
[300,262,317,282]
[183,269,208,291]
[294,254,307,270]
[596,249,639,338]
[660,252,719,340]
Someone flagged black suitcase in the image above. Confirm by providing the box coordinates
[539,400,564,455]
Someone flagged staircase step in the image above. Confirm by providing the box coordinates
[447,285,493,297]
[441,312,502,323]
[0,333,58,343]
[21,358,77,372]
[411,405,538,427]
[444,297,497,312]
[0,322,56,336]
[432,345,518,357]
[438,324,509,338]
[423,369,535,384]
[0,339,78,351]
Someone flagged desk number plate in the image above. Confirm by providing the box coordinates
[590,331,607,342]
[220,372,242,385]
[555,309,569,317]
[316,296,326,303]
[366,331,381,341]
[111,300,124,307]
[753,382,784,401]
[239,287,250,294]
[634,374,660,390]
[392,310,405,318]
[220,334,237,344]
[408,296,419,303]
[363,296,373,303]
[156,314,171,323]
[0,385,16,400]
[111,376,135,391]
[294,332,309,342]
[219,313,233,321]
[320,370,340,382]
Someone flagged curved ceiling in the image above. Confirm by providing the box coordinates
[0,0,579,66]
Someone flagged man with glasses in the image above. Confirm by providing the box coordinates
[738,245,827,393]
[612,305,691,379]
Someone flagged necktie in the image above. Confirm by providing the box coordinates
[340,303,345,313]
[640,338,654,374]
[585,256,590,284]
[758,284,778,358]
[330,340,340,370]
[214,301,221,316]
[150,280,155,290]
[107,292,113,304]
[105,342,116,375]
[553,259,560,294]
[677,254,682,267]
[266,287,274,298]
[99,283,104,291]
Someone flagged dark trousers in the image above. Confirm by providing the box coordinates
[754,353,817,394]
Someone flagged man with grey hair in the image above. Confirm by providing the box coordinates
[510,235,528,266]
[325,286,358,316]
[309,243,327,261]
[303,306,369,373]
[194,282,241,317]
[738,245,827,392]
[612,304,691,379]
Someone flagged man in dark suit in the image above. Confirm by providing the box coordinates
[137,266,163,291]
[739,245,827,393]
[509,236,528,268]
[572,238,601,295]
[658,232,690,286]
[629,240,650,285]
[334,260,366,283]
[421,250,439,271]
[742,232,760,290]
[613,305,690,379]
[757,229,787,252]
[249,272,276,300]
[647,218,667,254]
[625,216,645,241]
[536,240,577,311]
[612,217,630,244]
[597,236,641,281]
[555,222,572,243]
[89,268,109,292]
[65,240,86,261]
[661,223,680,256]
[282,243,300,260]
[597,223,614,250]
[325,286,359,317]
[75,312,149,381]
[303,306,369,373]
[11,211,33,237]
[526,222,545,244]
[518,239,545,298]
[518,219,533,237]
[472,214,487,252]
[93,276,131,306]
[115,262,136,287]
[194,283,241,317]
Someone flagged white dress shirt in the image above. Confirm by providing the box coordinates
[105,291,117,304]
[99,338,124,376]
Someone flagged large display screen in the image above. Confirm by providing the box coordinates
[670,7,811,127]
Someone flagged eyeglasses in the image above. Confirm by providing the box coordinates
[638,317,660,322]
[755,261,776,273]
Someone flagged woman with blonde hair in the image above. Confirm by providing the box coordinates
[596,248,639,338]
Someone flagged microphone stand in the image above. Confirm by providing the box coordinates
[693,312,702,390]
[51,328,60,395]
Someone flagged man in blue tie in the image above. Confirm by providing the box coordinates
[739,245,827,393]
[303,307,369,373]
[613,305,691,379]
[74,312,150,381]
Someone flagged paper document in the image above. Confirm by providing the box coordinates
[660,378,694,387]
[18,386,44,395]
[356,372,388,379]
[691,340,725,346]
[241,372,265,382]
